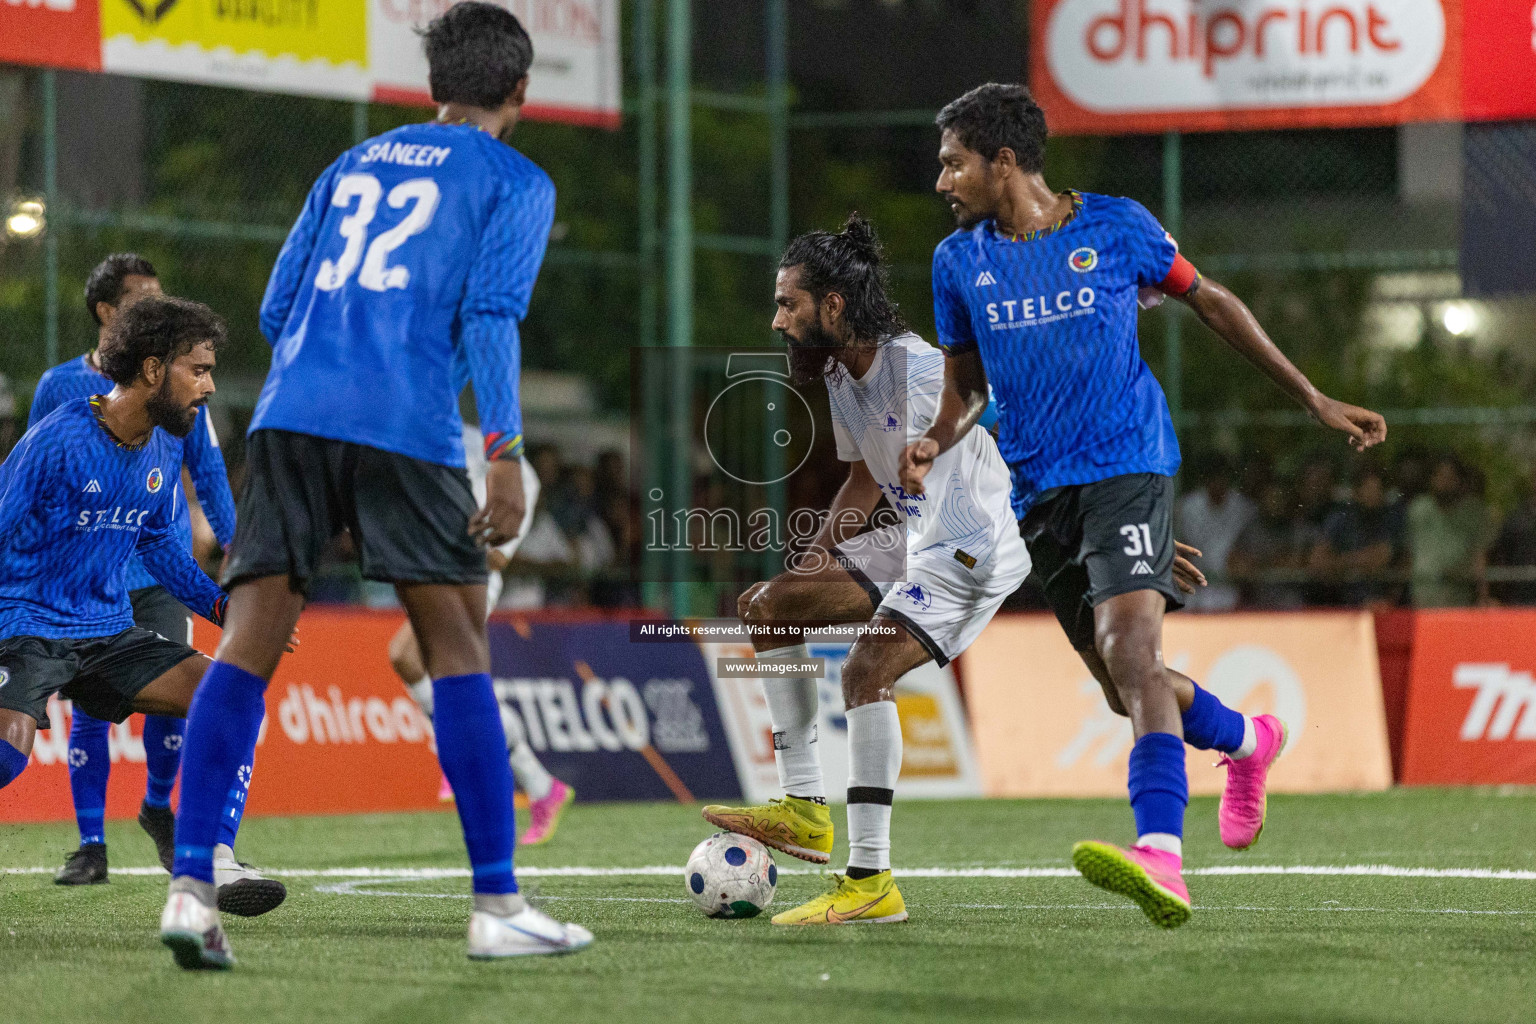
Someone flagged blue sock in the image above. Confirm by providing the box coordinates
[172,661,268,883]
[0,738,27,789]
[433,673,518,894]
[141,714,185,808]
[1181,683,1246,753]
[1128,732,1188,841]
[68,710,110,847]
[216,757,254,851]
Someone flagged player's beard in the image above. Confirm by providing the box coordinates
[146,377,200,438]
[782,322,845,387]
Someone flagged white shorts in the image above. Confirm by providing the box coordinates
[830,523,1031,666]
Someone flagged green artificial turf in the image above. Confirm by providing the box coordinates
[1,789,1532,1024]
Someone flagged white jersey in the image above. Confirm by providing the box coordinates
[462,424,541,559]
[826,332,1017,565]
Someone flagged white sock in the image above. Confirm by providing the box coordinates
[846,701,902,873]
[1233,717,1258,760]
[408,675,434,717]
[504,703,554,801]
[1136,832,1183,858]
[758,644,824,800]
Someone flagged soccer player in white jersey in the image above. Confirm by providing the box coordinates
[389,423,575,845]
[701,215,1031,925]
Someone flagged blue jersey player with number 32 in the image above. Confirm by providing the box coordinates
[900,84,1387,929]
[158,3,592,968]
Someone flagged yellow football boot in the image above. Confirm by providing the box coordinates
[701,796,833,864]
[771,871,908,926]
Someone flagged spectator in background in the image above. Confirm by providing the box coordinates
[1406,455,1493,608]
[1488,476,1536,605]
[1312,464,1405,607]
[1229,481,1316,610]
[1392,447,1430,507]
[1296,456,1341,529]
[1177,453,1255,611]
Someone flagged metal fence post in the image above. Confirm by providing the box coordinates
[1162,130,1183,435]
[666,0,693,616]
[762,0,789,584]
[42,69,59,367]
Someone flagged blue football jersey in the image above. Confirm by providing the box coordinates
[0,398,225,640]
[29,354,236,592]
[933,191,1183,517]
[255,121,556,468]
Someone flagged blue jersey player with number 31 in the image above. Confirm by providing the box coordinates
[158,3,592,968]
[901,85,1388,930]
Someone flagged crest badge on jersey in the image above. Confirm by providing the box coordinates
[1069,247,1099,273]
[880,412,901,432]
[146,467,163,494]
[895,581,933,610]
[0,667,8,691]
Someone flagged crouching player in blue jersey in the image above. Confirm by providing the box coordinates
[903,85,1387,929]
[28,254,278,914]
[158,2,591,969]
[0,298,250,881]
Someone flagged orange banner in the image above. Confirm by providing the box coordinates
[961,612,1392,797]
[1400,609,1536,786]
[0,608,441,824]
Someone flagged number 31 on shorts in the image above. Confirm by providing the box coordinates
[1120,523,1155,557]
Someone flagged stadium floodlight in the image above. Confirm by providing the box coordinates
[5,198,45,239]
[1440,301,1478,337]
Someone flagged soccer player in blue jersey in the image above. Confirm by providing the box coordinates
[28,255,276,914]
[0,298,236,856]
[902,84,1387,929]
[157,2,591,968]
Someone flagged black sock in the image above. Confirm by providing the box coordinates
[845,865,882,880]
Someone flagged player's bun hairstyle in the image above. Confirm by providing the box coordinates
[936,83,1048,173]
[99,295,226,387]
[779,213,907,343]
[423,1,534,110]
[84,253,157,326]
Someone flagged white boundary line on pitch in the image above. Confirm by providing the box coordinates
[308,878,1536,916]
[4,863,1536,880]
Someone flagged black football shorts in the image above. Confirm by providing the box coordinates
[223,429,487,595]
[0,629,201,730]
[1018,472,1184,653]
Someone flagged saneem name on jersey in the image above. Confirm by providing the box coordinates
[358,142,453,168]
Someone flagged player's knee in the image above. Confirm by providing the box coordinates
[840,657,891,709]
[736,583,766,623]
[1093,625,1155,685]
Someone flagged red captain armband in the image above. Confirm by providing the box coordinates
[1159,253,1201,297]
[210,593,228,627]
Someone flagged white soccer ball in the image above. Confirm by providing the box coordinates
[684,832,777,918]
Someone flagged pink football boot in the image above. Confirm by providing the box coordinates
[436,774,454,803]
[519,779,575,847]
[1217,714,1289,850]
[1072,840,1192,929]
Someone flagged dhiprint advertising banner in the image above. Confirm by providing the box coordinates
[1030,0,1536,135]
[0,0,621,128]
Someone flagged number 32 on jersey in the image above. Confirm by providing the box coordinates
[315,172,440,293]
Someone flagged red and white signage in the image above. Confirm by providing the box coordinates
[1400,610,1536,786]
[1032,0,1536,134]
[0,0,101,72]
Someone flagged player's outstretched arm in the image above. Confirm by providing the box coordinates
[137,531,228,626]
[1179,278,1386,451]
[900,348,991,496]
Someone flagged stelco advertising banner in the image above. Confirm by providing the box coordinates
[0,609,740,825]
[962,612,1393,797]
[0,0,621,127]
[1399,609,1536,786]
[1031,0,1536,134]
[703,635,983,805]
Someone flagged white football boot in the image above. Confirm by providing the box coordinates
[467,903,594,959]
[213,843,288,917]
[160,878,235,970]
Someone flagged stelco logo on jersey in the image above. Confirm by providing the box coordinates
[986,287,1097,331]
[75,507,153,532]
